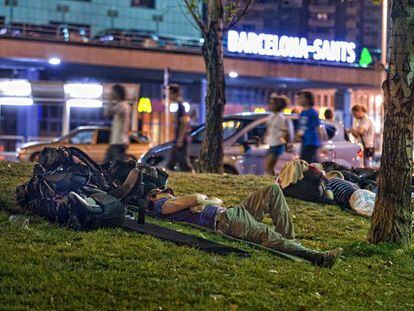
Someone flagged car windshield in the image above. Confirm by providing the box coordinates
[191,119,245,143]
[322,122,340,141]
[69,130,94,144]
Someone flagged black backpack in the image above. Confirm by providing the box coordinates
[103,160,169,203]
[16,147,125,230]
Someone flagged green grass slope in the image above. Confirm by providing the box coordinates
[0,162,413,310]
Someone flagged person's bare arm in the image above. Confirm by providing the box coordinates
[161,193,207,215]
[350,127,365,137]
[105,102,124,117]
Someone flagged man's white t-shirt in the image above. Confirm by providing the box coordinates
[264,112,288,146]
[110,100,130,145]
[353,115,375,148]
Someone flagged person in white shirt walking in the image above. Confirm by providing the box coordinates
[350,104,375,167]
[105,84,131,162]
[264,94,289,176]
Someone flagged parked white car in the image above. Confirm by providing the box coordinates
[140,113,363,174]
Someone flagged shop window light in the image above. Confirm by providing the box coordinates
[64,83,103,99]
[0,97,33,106]
[0,80,32,97]
[169,102,178,113]
[138,97,152,113]
[183,102,191,113]
[66,99,103,108]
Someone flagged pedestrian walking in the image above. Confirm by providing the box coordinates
[350,104,375,167]
[166,84,194,172]
[264,94,289,176]
[296,91,321,163]
[104,84,130,162]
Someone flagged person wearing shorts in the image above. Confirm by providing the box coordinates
[264,94,289,176]
[350,105,375,167]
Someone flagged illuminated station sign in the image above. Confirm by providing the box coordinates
[227,30,357,65]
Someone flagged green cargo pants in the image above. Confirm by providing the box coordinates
[216,185,321,262]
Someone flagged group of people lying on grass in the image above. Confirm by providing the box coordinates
[144,158,386,267]
[21,147,384,268]
[278,159,378,217]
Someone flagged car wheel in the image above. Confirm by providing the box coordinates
[223,165,238,175]
[30,152,40,162]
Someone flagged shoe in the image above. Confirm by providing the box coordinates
[317,247,343,268]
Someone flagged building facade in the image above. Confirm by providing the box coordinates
[0,0,199,37]
[0,0,385,155]
[240,0,383,59]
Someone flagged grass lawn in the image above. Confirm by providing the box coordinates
[0,162,413,310]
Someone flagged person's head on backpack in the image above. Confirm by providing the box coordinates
[268,93,290,114]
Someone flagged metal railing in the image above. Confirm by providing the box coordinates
[0,22,203,52]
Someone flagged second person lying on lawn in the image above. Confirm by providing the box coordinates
[146,184,343,268]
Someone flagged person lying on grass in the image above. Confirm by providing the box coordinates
[146,184,343,268]
[323,172,375,218]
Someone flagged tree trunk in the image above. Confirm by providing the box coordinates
[198,1,225,173]
[367,0,414,246]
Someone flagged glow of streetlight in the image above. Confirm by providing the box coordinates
[229,71,238,78]
[48,57,61,65]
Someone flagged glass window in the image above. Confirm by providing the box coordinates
[247,123,267,142]
[38,104,63,137]
[69,130,94,144]
[131,0,155,8]
[236,122,267,145]
[324,123,337,140]
[191,120,243,143]
[96,129,110,144]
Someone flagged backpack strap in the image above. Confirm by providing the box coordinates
[64,147,111,190]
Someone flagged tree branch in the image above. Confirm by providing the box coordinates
[183,0,207,34]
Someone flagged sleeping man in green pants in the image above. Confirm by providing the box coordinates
[147,184,343,268]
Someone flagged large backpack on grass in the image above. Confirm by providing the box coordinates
[102,160,170,203]
[16,147,125,230]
